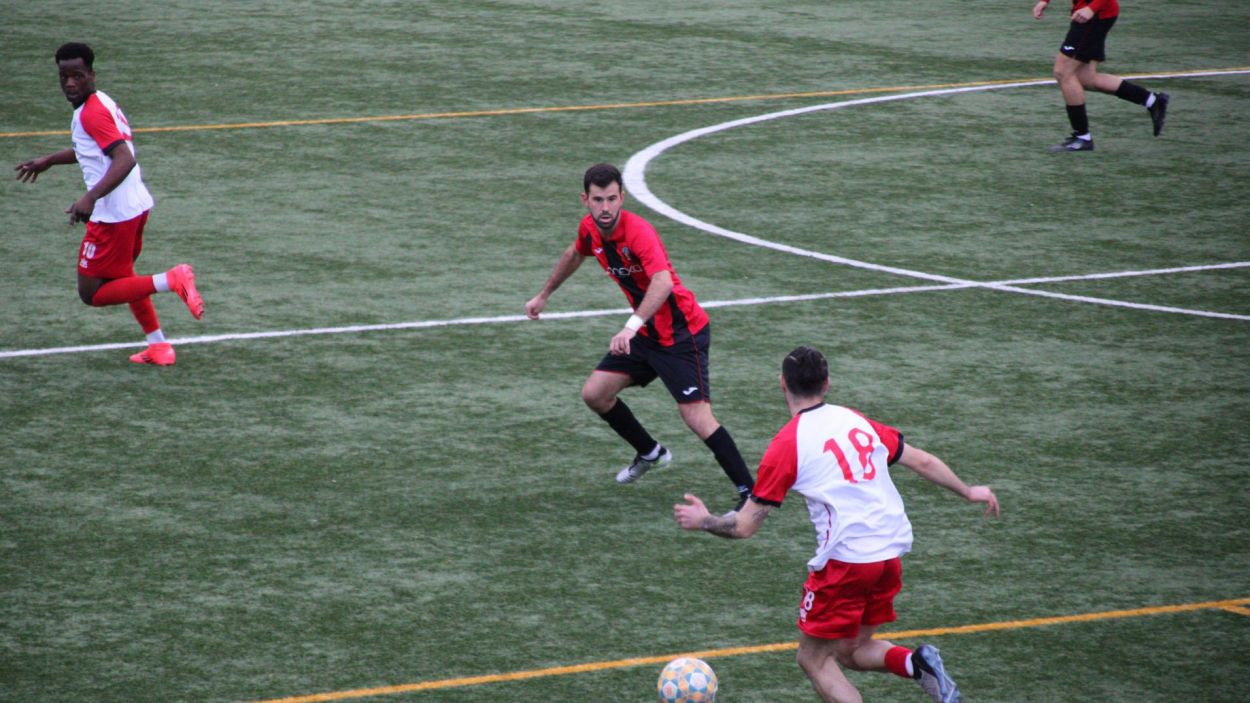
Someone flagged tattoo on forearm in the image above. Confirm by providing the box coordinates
[702,507,769,538]
[702,513,739,538]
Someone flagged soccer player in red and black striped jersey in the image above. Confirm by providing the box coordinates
[14,42,203,365]
[1033,0,1169,152]
[526,163,755,509]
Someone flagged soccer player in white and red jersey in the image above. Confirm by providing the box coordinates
[14,42,203,365]
[526,163,755,510]
[1033,0,1169,151]
[675,346,1000,703]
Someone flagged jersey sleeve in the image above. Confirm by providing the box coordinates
[626,218,673,277]
[79,95,126,153]
[868,417,905,465]
[751,420,800,506]
[849,408,905,465]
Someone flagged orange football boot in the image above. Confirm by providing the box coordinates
[129,342,176,366]
[166,263,204,319]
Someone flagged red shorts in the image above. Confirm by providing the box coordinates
[797,557,903,639]
[78,211,149,279]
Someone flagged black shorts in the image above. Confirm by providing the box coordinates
[595,325,712,404]
[1061,16,1116,63]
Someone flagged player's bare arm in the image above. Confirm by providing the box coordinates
[67,143,136,224]
[526,244,584,319]
[1071,6,1093,23]
[898,445,1001,517]
[14,148,77,184]
[674,493,771,539]
[1032,0,1049,20]
[705,500,772,539]
[609,269,673,355]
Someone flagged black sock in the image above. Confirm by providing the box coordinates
[703,426,754,495]
[598,399,658,456]
[1065,104,1090,135]
[1114,80,1151,106]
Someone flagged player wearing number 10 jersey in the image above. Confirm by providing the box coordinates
[675,346,999,703]
[14,42,204,366]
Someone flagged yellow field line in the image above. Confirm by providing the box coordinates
[1,79,1026,139]
[249,596,1250,703]
[6,67,1248,140]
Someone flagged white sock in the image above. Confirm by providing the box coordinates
[153,272,170,293]
[1145,93,1157,108]
[642,444,663,461]
[146,329,167,344]
[1077,133,1092,141]
[905,653,915,677]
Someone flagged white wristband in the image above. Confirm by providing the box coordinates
[625,314,645,331]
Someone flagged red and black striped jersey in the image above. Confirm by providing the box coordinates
[575,210,709,346]
[1043,0,1119,19]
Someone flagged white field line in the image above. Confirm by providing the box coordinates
[1,263,1246,359]
[3,71,1247,360]
[622,69,1250,316]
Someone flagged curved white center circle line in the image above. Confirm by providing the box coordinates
[623,70,1250,319]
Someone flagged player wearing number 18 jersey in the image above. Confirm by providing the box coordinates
[752,402,911,571]
[675,347,1000,703]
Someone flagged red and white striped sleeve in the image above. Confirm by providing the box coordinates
[752,416,801,505]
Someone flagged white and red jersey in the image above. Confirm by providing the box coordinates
[70,90,153,223]
[752,403,911,570]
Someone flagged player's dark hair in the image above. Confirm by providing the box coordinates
[782,346,828,397]
[55,42,95,69]
[583,163,622,193]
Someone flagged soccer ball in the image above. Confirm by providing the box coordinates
[657,657,718,702]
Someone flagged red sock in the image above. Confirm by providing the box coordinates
[128,298,161,335]
[91,275,157,307]
[885,645,913,679]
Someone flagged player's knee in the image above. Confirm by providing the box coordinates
[835,647,864,671]
[1053,57,1079,81]
[580,386,611,413]
[795,648,818,675]
[681,408,718,438]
